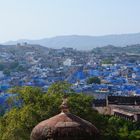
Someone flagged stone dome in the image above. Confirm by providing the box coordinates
[30,98,99,140]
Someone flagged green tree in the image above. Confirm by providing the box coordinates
[3,69,11,76]
[10,61,19,70]
[101,59,113,65]
[47,81,73,95]
[0,63,4,71]
[129,130,140,140]
[87,77,101,84]
[0,83,139,140]
[0,84,97,140]
[16,65,26,72]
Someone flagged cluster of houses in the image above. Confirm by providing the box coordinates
[70,63,140,97]
[0,44,140,114]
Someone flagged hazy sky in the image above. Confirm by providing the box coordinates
[0,0,140,42]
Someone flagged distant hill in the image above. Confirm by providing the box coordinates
[3,33,140,50]
[92,44,140,54]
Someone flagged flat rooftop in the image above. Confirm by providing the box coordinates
[113,105,140,114]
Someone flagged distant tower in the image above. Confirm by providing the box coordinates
[16,43,21,47]
[23,42,28,46]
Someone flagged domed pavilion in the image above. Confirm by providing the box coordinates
[30,98,99,140]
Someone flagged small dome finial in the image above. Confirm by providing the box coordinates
[60,96,69,113]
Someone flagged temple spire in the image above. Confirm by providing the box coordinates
[60,97,69,113]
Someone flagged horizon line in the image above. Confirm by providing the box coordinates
[1,32,140,44]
